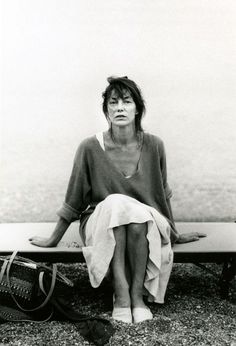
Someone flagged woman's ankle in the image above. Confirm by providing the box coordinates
[130,291,146,308]
[113,291,131,308]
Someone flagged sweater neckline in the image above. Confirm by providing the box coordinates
[94,132,146,180]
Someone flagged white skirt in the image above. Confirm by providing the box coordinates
[82,194,173,304]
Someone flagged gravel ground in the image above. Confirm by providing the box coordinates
[0,263,235,346]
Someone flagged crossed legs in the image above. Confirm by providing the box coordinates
[111,225,131,308]
[111,222,149,309]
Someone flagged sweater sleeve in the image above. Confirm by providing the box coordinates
[159,140,173,200]
[57,140,91,223]
[158,139,179,242]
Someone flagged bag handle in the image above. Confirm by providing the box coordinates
[0,259,8,284]
[0,253,38,267]
[6,251,58,313]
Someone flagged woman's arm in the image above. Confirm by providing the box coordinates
[160,140,206,243]
[29,140,91,248]
[29,217,70,247]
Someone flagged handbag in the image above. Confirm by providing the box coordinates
[0,251,74,321]
[0,251,114,345]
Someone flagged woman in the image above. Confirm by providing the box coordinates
[29,76,205,324]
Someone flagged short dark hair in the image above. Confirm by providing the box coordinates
[102,76,146,132]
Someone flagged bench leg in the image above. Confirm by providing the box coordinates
[219,256,236,299]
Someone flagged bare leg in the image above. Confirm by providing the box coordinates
[127,222,148,308]
[111,225,131,308]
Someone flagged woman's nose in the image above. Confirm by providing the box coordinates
[117,99,124,110]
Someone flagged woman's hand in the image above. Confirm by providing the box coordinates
[29,217,70,248]
[29,236,58,248]
[176,232,207,244]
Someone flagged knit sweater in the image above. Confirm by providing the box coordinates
[57,132,179,243]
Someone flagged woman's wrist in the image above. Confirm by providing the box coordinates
[46,236,61,247]
[50,217,71,245]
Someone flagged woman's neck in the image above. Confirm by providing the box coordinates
[110,125,136,145]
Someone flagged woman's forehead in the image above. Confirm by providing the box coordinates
[109,89,132,99]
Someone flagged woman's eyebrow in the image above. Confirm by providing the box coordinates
[110,95,131,100]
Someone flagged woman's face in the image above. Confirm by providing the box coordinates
[106,89,137,128]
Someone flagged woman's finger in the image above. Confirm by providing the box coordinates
[197,232,207,238]
[189,236,200,242]
[29,237,37,241]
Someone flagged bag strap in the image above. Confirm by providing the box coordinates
[0,259,8,284]
[0,253,37,265]
[6,251,58,313]
[38,268,57,306]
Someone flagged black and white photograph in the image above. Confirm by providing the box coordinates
[1,1,236,345]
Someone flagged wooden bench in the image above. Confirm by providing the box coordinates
[0,222,235,298]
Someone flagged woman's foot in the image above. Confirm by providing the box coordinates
[112,294,132,323]
[112,307,132,323]
[131,293,153,323]
[132,307,153,323]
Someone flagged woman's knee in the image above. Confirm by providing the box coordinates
[127,223,147,239]
[113,225,126,238]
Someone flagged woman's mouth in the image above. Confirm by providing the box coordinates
[115,115,126,119]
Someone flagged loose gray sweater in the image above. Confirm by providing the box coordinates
[57,132,179,243]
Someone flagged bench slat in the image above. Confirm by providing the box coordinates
[0,222,235,263]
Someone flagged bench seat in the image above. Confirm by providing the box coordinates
[0,222,235,262]
[1,222,235,297]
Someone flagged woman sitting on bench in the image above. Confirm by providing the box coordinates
[29,76,205,324]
